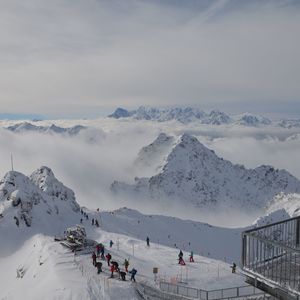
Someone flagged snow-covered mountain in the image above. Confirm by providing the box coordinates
[233,113,272,127]
[5,122,87,136]
[134,133,175,175]
[108,106,300,129]
[108,106,231,124]
[278,119,300,129]
[108,107,133,119]
[202,110,232,125]
[112,133,300,212]
[0,166,80,231]
[255,193,300,225]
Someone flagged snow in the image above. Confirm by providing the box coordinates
[107,106,300,130]
[0,113,299,299]
[108,106,229,125]
[0,167,80,255]
[253,193,300,226]
[233,113,272,127]
[0,167,247,299]
[0,228,245,300]
[112,133,300,213]
[6,122,87,136]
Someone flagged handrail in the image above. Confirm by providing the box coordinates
[242,216,300,296]
[159,281,268,300]
[242,231,300,254]
[243,215,300,234]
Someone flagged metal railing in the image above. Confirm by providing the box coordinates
[242,216,300,295]
[159,282,268,300]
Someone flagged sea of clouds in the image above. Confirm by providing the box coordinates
[0,118,300,227]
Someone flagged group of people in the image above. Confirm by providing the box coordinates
[177,250,237,274]
[177,250,194,265]
[96,243,105,259]
[91,242,137,282]
[91,218,100,227]
[79,210,100,227]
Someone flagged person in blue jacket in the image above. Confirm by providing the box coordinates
[129,268,137,282]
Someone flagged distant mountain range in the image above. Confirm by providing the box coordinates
[5,122,87,135]
[108,106,300,128]
[112,133,300,212]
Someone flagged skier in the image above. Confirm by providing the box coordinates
[110,264,115,278]
[146,236,150,247]
[119,270,126,281]
[96,261,102,274]
[92,219,94,226]
[129,268,137,282]
[112,261,119,272]
[106,252,112,266]
[14,216,19,227]
[96,244,101,256]
[92,251,97,266]
[110,240,114,248]
[178,250,183,259]
[189,251,194,262]
[178,250,185,265]
[80,218,83,224]
[123,259,129,272]
[179,256,186,265]
[110,261,119,277]
[231,262,237,274]
[95,219,99,227]
[100,245,105,260]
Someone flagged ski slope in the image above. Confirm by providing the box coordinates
[0,228,245,300]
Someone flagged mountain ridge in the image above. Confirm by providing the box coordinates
[112,133,300,212]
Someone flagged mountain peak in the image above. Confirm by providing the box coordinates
[112,133,300,212]
[0,167,80,229]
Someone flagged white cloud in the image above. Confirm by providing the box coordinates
[0,118,300,227]
[0,0,299,117]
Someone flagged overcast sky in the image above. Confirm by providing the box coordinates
[0,0,299,118]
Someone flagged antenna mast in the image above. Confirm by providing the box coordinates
[11,153,14,171]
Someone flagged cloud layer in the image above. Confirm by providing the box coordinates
[0,0,299,117]
[0,118,300,227]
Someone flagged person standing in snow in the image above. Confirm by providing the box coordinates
[146,236,150,247]
[106,252,112,266]
[110,264,115,278]
[100,244,105,260]
[231,262,237,273]
[96,244,101,256]
[119,270,126,281]
[110,240,114,248]
[96,261,102,274]
[92,219,94,226]
[178,250,185,265]
[129,268,137,282]
[189,251,194,262]
[92,251,97,266]
[95,219,99,227]
[123,259,129,272]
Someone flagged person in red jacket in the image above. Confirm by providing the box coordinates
[106,253,112,266]
[110,264,115,278]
